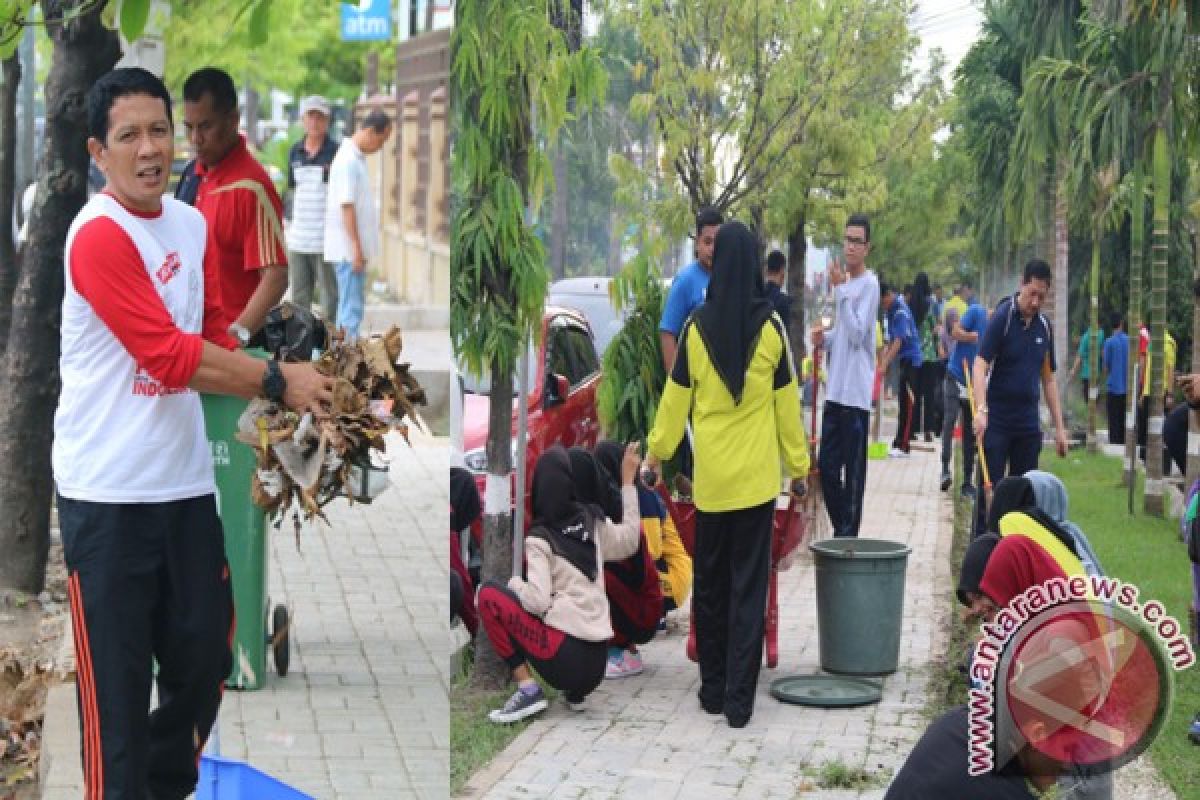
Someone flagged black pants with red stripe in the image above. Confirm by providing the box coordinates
[893,360,919,451]
[477,582,606,700]
[58,494,234,800]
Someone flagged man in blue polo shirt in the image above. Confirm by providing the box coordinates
[941,282,987,497]
[880,282,922,456]
[1102,314,1128,445]
[660,206,723,371]
[971,259,1068,489]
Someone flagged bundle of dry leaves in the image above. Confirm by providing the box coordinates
[236,326,426,529]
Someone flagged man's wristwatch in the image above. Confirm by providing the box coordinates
[262,359,287,403]
[229,323,251,348]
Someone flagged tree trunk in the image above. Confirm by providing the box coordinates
[470,362,515,689]
[549,148,568,280]
[786,213,807,371]
[1188,223,1200,489]
[0,53,19,352]
[1125,161,1145,495]
[606,207,622,276]
[1052,157,1070,425]
[0,2,120,594]
[1144,127,1169,516]
[424,0,435,32]
[1087,234,1099,452]
[365,51,379,96]
[244,84,259,149]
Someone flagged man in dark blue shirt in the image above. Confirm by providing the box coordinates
[881,282,922,456]
[764,249,792,330]
[971,259,1068,490]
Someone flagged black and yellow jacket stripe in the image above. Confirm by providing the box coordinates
[648,313,809,512]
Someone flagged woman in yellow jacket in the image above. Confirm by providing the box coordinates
[644,220,810,728]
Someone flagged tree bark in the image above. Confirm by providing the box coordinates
[0,2,120,594]
[1087,236,1099,452]
[785,213,807,372]
[0,53,19,352]
[470,362,515,690]
[1188,224,1200,489]
[1052,158,1070,425]
[1125,161,1145,493]
[549,148,568,280]
[244,84,259,149]
[1144,126,1169,516]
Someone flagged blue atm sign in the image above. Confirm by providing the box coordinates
[341,0,392,41]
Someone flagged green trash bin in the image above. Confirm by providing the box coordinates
[809,538,912,676]
[203,378,289,691]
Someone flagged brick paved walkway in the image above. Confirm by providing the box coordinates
[460,437,954,800]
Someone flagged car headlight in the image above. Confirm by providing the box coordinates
[462,443,522,474]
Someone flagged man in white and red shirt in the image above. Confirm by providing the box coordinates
[56,67,332,800]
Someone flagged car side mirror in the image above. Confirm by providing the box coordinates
[544,373,569,408]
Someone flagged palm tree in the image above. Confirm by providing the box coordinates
[1018,2,1195,513]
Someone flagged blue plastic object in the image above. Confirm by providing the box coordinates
[196,755,315,800]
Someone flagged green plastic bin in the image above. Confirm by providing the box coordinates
[203,375,289,690]
[809,538,912,676]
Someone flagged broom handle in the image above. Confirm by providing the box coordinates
[810,347,821,444]
[963,358,991,492]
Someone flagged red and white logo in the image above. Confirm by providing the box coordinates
[156,251,182,285]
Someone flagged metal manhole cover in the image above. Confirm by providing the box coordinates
[770,674,883,707]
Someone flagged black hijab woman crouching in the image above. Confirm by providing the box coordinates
[644,220,810,728]
[476,443,643,723]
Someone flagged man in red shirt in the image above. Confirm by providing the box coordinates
[180,67,288,343]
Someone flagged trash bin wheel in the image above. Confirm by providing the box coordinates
[271,604,290,677]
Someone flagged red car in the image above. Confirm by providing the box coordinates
[461,307,602,524]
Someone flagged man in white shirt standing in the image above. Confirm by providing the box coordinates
[324,109,392,340]
[810,213,880,538]
[286,95,339,323]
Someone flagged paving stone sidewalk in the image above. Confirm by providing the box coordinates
[461,436,954,800]
[41,429,450,800]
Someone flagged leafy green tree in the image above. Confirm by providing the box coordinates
[451,0,605,687]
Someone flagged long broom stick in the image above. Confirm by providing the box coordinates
[963,357,992,515]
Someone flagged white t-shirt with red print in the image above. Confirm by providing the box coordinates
[53,193,238,503]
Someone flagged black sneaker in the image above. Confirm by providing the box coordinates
[940,469,952,491]
[488,685,547,724]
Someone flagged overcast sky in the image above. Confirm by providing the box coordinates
[910,0,984,80]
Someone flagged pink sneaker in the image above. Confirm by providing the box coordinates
[604,649,644,678]
[622,650,644,675]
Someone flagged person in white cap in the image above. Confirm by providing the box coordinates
[286,95,339,323]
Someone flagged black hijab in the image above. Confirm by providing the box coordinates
[984,475,1079,557]
[592,440,626,522]
[957,533,1000,606]
[692,221,774,405]
[567,447,619,522]
[450,466,481,533]
[529,446,598,581]
[985,476,1036,533]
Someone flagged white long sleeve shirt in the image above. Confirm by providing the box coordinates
[823,269,880,411]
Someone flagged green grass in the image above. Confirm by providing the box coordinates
[1045,452,1200,800]
[450,646,558,796]
[924,447,972,721]
[810,759,886,790]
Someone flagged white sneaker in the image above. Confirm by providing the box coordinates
[888,447,910,458]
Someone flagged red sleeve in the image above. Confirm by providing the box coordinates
[237,177,288,272]
[202,224,239,350]
[1139,329,1149,355]
[69,217,204,388]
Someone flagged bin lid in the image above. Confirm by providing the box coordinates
[809,538,912,559]
[769,674,882,708]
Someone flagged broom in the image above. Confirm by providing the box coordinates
[805,346,830,541]
[963,357,992,526]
